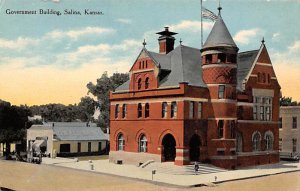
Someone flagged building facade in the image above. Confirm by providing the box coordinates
[27,122,109,157]
[279,106,300,155]
[109,8,281,169]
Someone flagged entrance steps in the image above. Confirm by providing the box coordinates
[142,162,227,175]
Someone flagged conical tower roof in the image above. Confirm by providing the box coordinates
[203,16,237,49]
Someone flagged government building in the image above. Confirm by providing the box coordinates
[109,7,281,169]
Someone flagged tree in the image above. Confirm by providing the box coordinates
[77,96,98,122]
[87,72,129,132]
[280,96,300,106]
[0,100,32,157]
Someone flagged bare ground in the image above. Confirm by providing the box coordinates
[0,160,299,191]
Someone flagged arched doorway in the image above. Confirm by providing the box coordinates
[162,134,176,161]
[189,134,201,162]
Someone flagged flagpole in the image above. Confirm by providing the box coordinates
[201,0,203,47]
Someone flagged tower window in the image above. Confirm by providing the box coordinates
[145,103,150,118]
[218,53,226,63]
[115,104,119,119]
[122,104,127,118]
[206,54,212,64]
[218,85,225,99]
[138,103,142,118]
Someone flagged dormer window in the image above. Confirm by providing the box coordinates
[138,78,142,90]
[145,77,149,89]
[218,53,226,63]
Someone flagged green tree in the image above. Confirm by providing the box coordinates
[77,96,98,122]
[0,100,32,157]
[280,96,300,106]
[87,72,129,132]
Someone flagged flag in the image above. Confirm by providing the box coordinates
[202,7,218,21]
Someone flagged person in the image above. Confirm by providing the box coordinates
[194,162,199,174]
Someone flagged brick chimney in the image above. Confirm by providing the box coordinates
[156,27,177,54]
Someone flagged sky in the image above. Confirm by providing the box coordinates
[0,0,300,106]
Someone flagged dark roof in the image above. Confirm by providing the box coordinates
[237,50,259,90]
[203,16,237,49]
[158,45,205,87]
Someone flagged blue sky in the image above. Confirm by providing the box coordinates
[0,0,300,105]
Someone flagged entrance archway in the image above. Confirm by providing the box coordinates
[189,134,201,162]
[162,134,176,161]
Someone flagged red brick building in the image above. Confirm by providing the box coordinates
[109,9,281,169]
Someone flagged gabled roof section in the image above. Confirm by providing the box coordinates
[129,48,160,72]
[237,49,259,90]
[148,51,171,70]
[203,16,237,49]
[159,45,206,87]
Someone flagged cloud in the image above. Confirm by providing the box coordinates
[46,27,115,40]
[272,32,280,41]
[288,40,300,51]
[115,18,132,24]
[233,28,262,45]
[169,20,213,32]
[0,37,39,50]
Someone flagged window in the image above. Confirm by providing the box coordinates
[77,142,81,153]
[138,78,142,90]
[115,104,119,119]
[293,117,297,129]
[117,134,125,151]
[218,120,224,138]
[257,72,261,82]
[98,142,102,152]
[171,102,177,118]
[139,61,141,69]
[189,101,194,119]
[260,106,264,120]
[267,74,271,84]
[145,77,149,89]
[145,60,148,68]
[292,138,297,152]
[145,103,150,118]
[252,132,261,151]
[142,61,144,68]
[197,102,202,119]
[162,102,168,118]
[206,54,212,63]
[139,135,147,152]
[279,138,282,151]
[265,106,271,121]
[279,117,282,129]
[236,132,243,152]
[122,104,127,118]
[138,103,142,118]
[218,53,226,63]
[253,106,257,120]
[218,85,225,99]
[262,73,266,83]
[88,142,91,152]
[264,132,274,151]
[230,121,235,139]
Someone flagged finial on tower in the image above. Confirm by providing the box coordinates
[218,0,222,16]
[142,39,147,47]
[261,37,265,44]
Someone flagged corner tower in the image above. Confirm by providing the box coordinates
[201,7,239,169]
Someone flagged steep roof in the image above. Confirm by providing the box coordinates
[237,50,259,90]
[203,16,237,49]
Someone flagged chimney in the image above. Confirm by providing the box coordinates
[156,27,177,54]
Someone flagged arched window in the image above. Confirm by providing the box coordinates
[145,103,150,118]
[262,73,266,83]
[117,134,125,151]
[115,104,119,119]
[162,102,167,118]
[257,72,261,82]
[252,132,261,151]
[218,120,224,138]
[138,103,142,118]
[122,104,127,118]
[145,77,149,89]
[137,78,142,90]
[139,134,147,152]
[171,102,177,118]
[264,131,274,150]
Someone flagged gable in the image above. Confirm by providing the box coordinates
[129,49,159,72]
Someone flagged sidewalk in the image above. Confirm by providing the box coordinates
[42,158,300,187]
